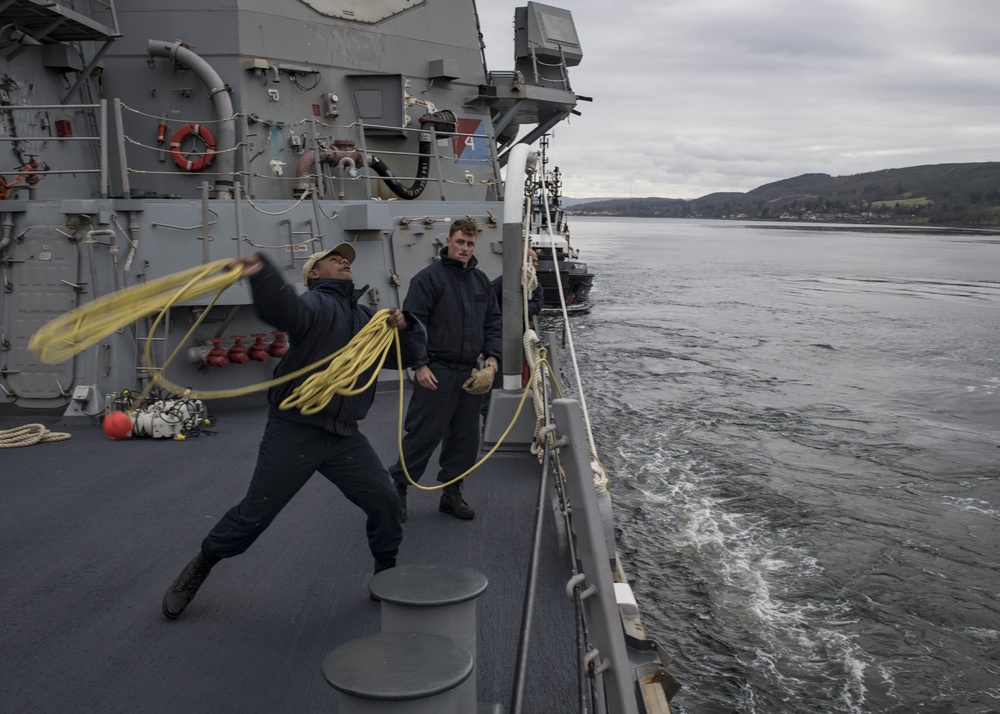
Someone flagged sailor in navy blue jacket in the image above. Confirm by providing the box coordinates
[162,245,426,619]
[388,219,501,521]
[251,252,420,436]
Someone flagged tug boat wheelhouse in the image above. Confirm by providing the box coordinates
[529,137,595,314]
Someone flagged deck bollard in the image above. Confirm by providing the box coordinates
[369,563,490,713]
[322,631,472,713]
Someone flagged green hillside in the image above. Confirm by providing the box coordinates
[569,163,1000,226]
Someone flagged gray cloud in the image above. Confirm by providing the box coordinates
[476,0,1000,198]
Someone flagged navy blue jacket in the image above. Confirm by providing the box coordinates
[404,248,502,370]
[249,255,426,435]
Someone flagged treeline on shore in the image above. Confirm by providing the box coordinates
[567,162,1000,226]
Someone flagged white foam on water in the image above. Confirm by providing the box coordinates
[942,495,1000,519]
[620,435,873,711]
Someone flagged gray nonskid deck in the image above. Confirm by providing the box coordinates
[0,399,577,713]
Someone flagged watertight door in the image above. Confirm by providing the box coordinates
[4,227,79,400]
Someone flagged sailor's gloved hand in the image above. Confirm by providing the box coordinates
[462,364,495,395]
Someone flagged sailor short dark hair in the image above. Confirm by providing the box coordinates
[449,218,478,238]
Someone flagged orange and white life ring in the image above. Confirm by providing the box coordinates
[170,123,216,172]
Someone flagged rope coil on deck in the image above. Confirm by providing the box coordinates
[0,424,71,448]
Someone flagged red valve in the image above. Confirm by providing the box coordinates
[205,338,230,367]
[248,333,270,362]
[227,335,249,364]
[25,156,41,186]
[268,331,288,358]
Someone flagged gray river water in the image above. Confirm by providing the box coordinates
[556,217,1000,713]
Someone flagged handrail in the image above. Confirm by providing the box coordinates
[553,398,641,714]
[0,99,108,199]
[510,402,555,713]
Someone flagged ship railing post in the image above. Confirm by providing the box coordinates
[355,119,372,201]
[98,98,108,199]
[240,114,256,198]
[233,181,243,257]
[111,98,129,198]
[199,181,211,264]
[553,398,640,714]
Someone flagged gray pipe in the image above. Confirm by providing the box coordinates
[147,40,235,199]
[123,211,139,276]
[0,214,13,254]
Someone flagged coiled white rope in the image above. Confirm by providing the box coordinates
[0,424,72,448]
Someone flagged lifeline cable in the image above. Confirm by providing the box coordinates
[535,183,610,485]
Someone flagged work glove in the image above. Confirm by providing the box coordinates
[462,364,495,395]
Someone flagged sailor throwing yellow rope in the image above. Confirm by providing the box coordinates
[150,245,428,618]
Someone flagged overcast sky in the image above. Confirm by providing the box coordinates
[475,0,1000,199]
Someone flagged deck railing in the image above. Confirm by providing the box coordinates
[0,100,108,199]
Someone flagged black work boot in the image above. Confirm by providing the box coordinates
[439,483,475,520]
[371,550,398,601]
[373,552,397,575]
[162,539,220,619]
[395,480,408,523]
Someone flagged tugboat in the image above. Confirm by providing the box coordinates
[529,135,595,314]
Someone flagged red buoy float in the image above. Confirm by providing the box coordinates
[103,411,133,440]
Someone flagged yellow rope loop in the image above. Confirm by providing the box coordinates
[397,356,553,492]
[0,424,72,448]
[29,259,240,364]
[279,310,397,415]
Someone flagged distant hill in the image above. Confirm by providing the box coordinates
[560,196,616,208]
[567,163,1000,226]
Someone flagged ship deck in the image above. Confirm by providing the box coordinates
[0,391,578,713]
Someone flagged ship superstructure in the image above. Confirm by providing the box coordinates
[1,0,582,412]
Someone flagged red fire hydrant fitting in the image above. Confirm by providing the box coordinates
[227,335,249,364]
[248,333,269,362]
[205,338,230,367]
[268,331,288,358]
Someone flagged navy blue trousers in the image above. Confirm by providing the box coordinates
[389,363,481,486]
[206,417,403,559]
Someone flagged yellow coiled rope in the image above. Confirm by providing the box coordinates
[29,259,240,365]
[278,311,399,415]
[28,259,401,416]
